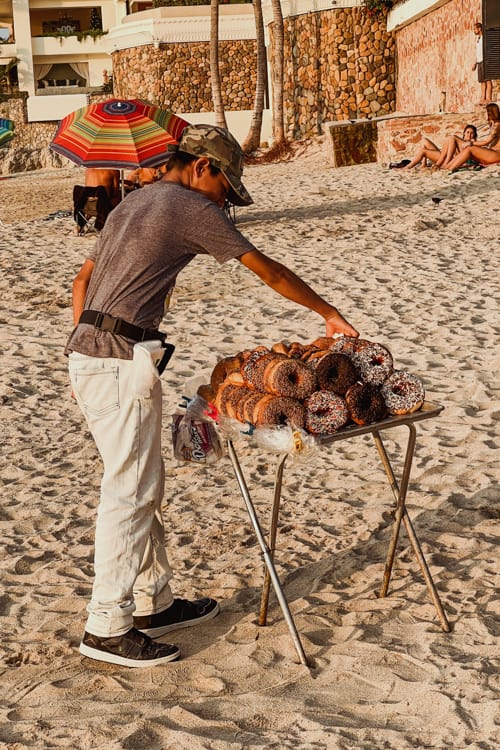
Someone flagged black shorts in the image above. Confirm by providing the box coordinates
[477,61,486,83]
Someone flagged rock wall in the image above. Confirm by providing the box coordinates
[112,39,257,112]
[272,7,396,140]
[0,97,68,175]
[376,112,481,164]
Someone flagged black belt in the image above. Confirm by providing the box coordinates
[79,310,166,343]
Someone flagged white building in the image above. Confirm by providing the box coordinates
[0,1,262,125]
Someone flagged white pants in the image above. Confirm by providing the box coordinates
[69,350,174,637]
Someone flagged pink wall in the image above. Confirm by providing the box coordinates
[395,0,496,115]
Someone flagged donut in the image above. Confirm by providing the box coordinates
[252,395,305,429]
[345,383,387,425]
[350,342,393,385]
[261,357,317,400]
[304,391,349,435]
[311,336,336,350]
[210,354,245,391]
[197,383,216,403]
[271,341,290,356]
[312,352,359,395]
[381,370,425,415]
[288,342,310,360]
[247,352,288,392]
[242,391,266,424]
[241,347,271,389]
[330,336,367,356]
[214,382,244,418]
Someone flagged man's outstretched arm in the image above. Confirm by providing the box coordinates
[238,249,359,338]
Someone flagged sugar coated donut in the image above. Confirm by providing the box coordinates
[262,357,317,400]
[304,391,349,435]
[351,342,393,385]
[381,370,425,415]
[345,383,387,425]
[252,395,305,429]
[312,352,359,395]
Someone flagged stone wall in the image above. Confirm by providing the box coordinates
[395,0,498,115]
[376,112,482,164]
[272,7,396,140]
[112,39,257,112]
[0,97,67,174]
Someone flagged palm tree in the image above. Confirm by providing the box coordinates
[210,0,228,129]
[270,0,285,144]
[241,0,267,154]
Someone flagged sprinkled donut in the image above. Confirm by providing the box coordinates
[252,395,305,429]
[330,336,368,356]
[241,347,271,389]
[351,342,393,385]
[248,352,288,392]
[304,391,349,435]
[345,383,387,425]
[262,357,317,400]
[312,352,359,396]
[214,382,245,419]
[381,370,425,415]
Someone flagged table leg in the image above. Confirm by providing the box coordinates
[372,427,450,632]
[372,426,416,597]
[259,452,288,626]
[226,440,309,666]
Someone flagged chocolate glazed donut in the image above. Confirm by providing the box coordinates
[345,382,387,425]
[252,395,305,429]
[312,352,359,396]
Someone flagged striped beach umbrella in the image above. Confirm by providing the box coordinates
[50,99,189,169]
[0,118,14,147]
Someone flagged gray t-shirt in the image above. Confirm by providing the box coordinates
[65,181,256,359]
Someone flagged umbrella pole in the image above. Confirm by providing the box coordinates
[120,169,125,200]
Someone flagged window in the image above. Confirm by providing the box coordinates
[483,0,500,80]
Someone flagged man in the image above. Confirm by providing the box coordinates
[67,124,358,668]
[84,167,121,207]
[473,22,492,105]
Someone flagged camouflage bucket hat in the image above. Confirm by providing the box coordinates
[175,124,253,206]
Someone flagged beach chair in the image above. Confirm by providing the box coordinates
[72,185,113,235]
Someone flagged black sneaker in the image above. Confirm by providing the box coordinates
[79,627,180,668]
[134,597,220,638]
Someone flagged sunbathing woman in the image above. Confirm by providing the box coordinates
[448,103,500,172]
[402,124,478,170]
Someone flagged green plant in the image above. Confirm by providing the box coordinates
[362,0,394,17]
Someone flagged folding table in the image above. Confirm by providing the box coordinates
[226,401,450,666]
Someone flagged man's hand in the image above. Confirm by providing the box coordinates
[325,309,359,338]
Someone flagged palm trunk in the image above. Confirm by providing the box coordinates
[210,0,228,129]
[241,0,266,154]
[270,0,285,144]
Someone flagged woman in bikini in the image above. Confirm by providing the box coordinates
[447,103,500,172]
[402,124,479,171]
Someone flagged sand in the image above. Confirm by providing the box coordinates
[0,146,499,749]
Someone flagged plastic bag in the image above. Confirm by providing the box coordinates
[250,425,319,460]
[171,395,224,464]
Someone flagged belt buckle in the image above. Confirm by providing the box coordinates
[100,314,120,334]
[94,311,104,328]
